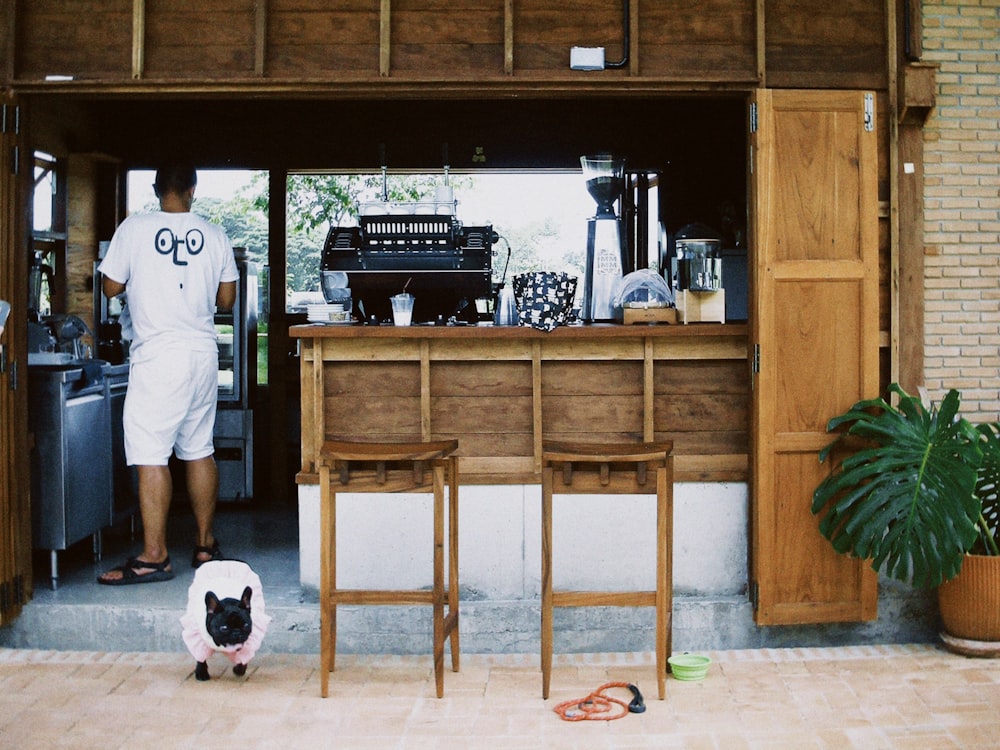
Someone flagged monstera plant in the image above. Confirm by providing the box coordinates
[812,383,1000,591]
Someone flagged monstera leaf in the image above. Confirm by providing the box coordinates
[973,422,1000,556]
[812,384,984,589]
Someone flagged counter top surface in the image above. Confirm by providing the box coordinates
[290,322,747,339]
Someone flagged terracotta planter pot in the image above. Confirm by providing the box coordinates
[938,553,1000,642]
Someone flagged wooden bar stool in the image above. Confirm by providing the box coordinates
[541,440,674,700]
[317,439,460,698]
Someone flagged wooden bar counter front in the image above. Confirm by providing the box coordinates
[292,323,749,486]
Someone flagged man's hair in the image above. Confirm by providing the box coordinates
[153,162,197,198]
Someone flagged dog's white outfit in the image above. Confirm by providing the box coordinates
[180,560,271,666]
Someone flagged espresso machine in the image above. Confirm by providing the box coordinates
[580,154,628,322]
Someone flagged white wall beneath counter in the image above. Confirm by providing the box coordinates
[297,482,749,598]
[293,481,940,653]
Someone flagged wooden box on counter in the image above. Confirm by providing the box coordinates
[676,290,726,324]
[621,306,678,325]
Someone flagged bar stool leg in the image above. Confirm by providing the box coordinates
[656,464,669,699]
[447,455,461,673]
[541,466,554,699]
[319,478,336,698]
[432,462,446,698]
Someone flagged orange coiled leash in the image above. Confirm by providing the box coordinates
[553,682,646,722]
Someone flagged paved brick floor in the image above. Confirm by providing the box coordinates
[2,644,999,748]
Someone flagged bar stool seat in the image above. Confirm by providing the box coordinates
[317,438,460,698]
[540,440,674,699]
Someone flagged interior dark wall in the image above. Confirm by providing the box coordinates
[83,96,747,234]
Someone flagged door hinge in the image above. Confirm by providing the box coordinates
[749,102,758,134]
[750,344,760,391]
[864,93,874,132]
[750,581,759,611]
[2,104,20,135]
[9,359,17,391]
[0,344,5,374]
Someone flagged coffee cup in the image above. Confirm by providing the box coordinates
[390,293,414,326]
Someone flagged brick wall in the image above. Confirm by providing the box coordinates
[922,0,1000,420]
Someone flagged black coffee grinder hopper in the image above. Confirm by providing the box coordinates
[580,154,627,322]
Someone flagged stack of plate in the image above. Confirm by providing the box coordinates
[307,303,351,324]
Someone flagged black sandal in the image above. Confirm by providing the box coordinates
[192,539,222,568]
[97,556,174,586]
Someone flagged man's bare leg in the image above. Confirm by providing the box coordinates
[98,464,173,582]
[186,455,219,565]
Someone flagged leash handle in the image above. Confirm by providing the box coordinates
[626,683,646,713]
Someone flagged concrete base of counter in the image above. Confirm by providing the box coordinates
[0,588,939,655]
[292,482,941,654]
[0,500,940,655]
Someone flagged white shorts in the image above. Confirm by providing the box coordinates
[123,346,219,466]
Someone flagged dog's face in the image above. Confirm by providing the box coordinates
[204,586,253,648]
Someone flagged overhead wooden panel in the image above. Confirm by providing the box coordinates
[267,0,381,77]
[764,0,887,89]
[391,0,505,78]
[14,0,132,80]
[143,0,256,78]
[514,0,626,75]
[638,0,756,81]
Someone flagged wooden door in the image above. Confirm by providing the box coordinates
[0,90,32,625]
[751,89,879,625]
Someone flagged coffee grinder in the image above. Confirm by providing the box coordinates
[580,154,627,322]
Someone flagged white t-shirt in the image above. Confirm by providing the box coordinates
[99,211,239,361]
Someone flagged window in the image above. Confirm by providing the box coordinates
[284,170,657,313]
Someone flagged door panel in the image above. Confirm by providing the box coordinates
[0,91,32,625]
[751,89,879,625]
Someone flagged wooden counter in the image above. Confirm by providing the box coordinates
[292,323,749,485]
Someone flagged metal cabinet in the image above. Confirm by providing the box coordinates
[28,363,113,588]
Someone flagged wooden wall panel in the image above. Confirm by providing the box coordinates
[302,334,749,482]
[143,0,255,78]
[392,0,505,77]
[764,0,887,89]
[267,0,380,77]
[8,0,890,89]
[14,0,132,80]
[514,1,624,75]
[653,360,749,458]
[66,155,97,335]
[430,361,533,397]
[637,0,756,80]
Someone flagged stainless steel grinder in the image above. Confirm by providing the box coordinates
[580,154,628,322]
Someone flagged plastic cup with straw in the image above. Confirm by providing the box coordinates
[391,278,414,326]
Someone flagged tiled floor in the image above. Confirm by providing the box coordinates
[2,644,1000,749]
[7,506,1000,747]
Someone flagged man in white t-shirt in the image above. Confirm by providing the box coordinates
[97,162,239,585]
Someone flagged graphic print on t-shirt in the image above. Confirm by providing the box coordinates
[155,227,205,266]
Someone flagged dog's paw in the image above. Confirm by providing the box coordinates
[195,661,210,681]
[233,663,247,677]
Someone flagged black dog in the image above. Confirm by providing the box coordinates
[196,587,254,680]
[180,560,270,681]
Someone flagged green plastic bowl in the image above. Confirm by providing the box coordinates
[668,653,712,681]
